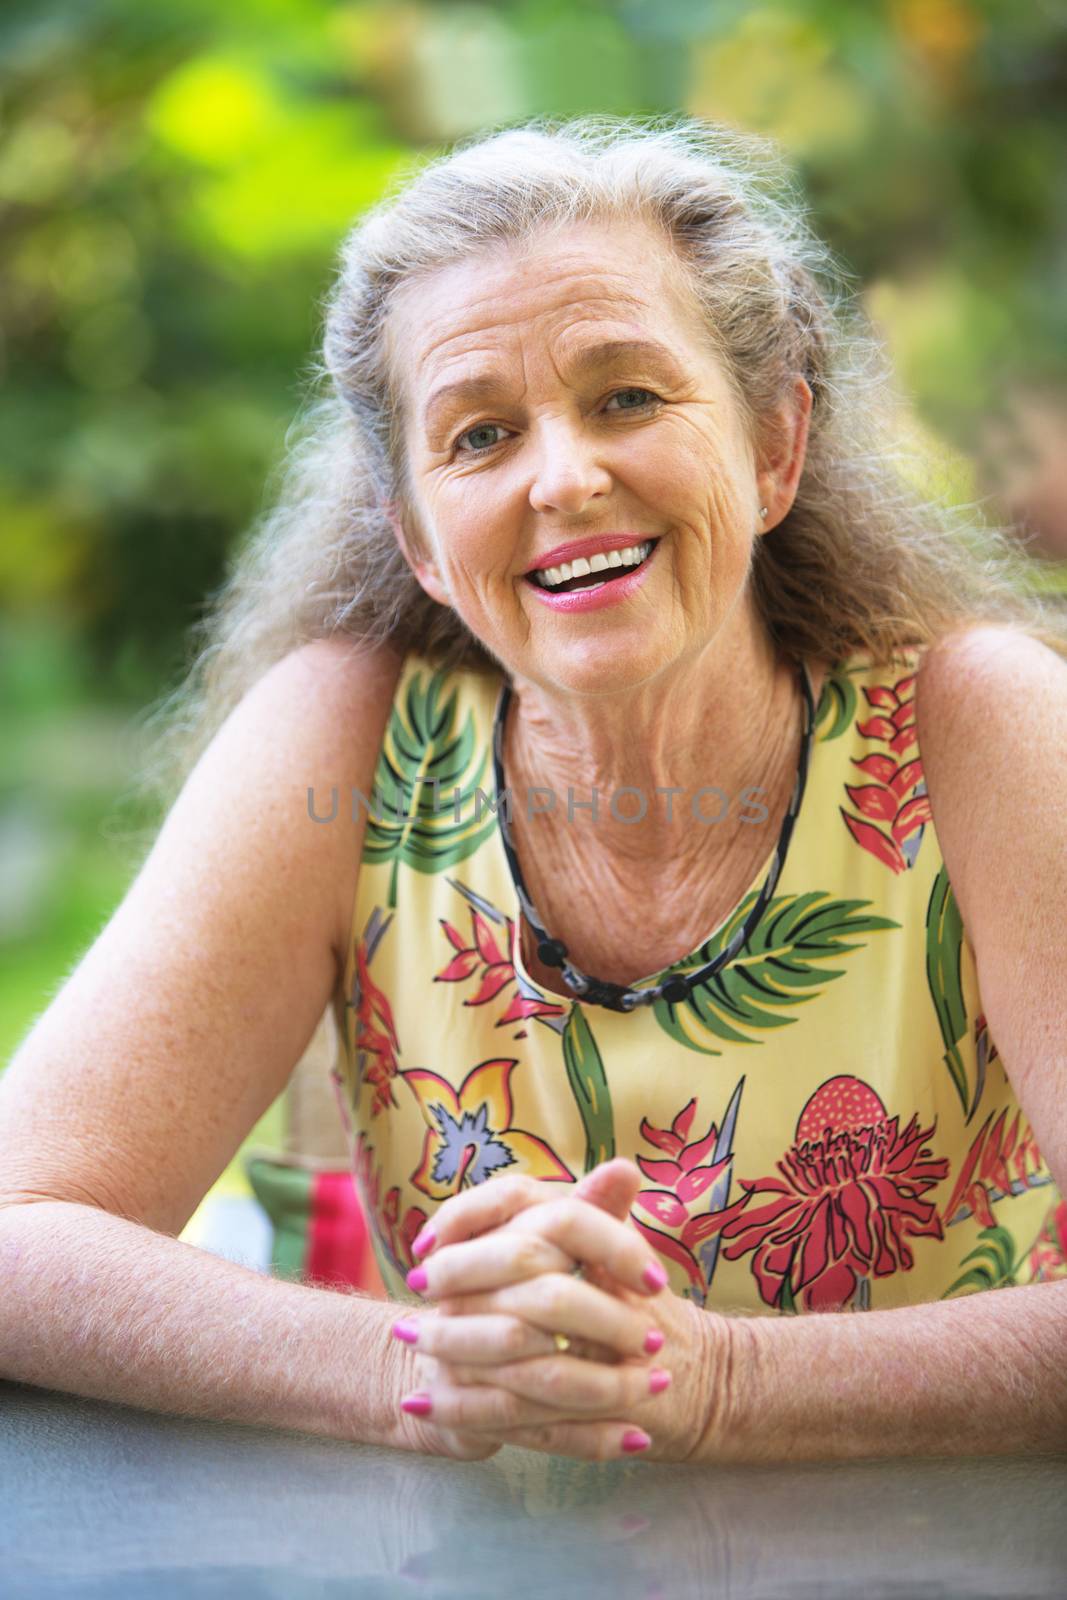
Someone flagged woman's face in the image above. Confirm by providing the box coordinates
[387,217,803,691]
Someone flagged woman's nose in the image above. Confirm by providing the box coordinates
[527,422,613,514]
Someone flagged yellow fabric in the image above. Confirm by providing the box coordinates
[331,644,1066,1315]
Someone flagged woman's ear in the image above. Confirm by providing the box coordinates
[386,500,451,607]
[755,374,813,532]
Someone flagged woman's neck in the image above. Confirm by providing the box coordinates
[502,607,810,874]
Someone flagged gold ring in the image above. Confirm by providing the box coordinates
[552,1331,571,1353]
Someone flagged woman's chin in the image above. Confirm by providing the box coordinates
[526,633,676,693]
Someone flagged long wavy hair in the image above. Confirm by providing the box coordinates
[123,113,1066,851]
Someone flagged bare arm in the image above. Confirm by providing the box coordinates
[0,637,419,1444]
[701,1280,1067,1463]
[0,1200,415,1444]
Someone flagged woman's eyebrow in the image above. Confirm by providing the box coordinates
[421,337,685,437]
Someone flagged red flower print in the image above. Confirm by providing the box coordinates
[972,1011,1000,1116]
[352,935,402,1117]
[841,671,931,872]
[631,1094,738,1301]
[435,908,567,1030]
[974,1011,999,1069]
[701,1076,950,1312]
[942,1104,1048,1228]
[354,1131,429,1275]
[1028,1199,1067,1283]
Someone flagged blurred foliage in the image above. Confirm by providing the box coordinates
[1,0,1065,701]
[1,0,1064,1199]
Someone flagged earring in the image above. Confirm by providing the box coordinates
[759,506,768,519]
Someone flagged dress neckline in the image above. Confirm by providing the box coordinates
[489,657,819,1014]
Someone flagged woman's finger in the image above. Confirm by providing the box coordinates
[410,1158,642,1260]
[408,1226,572,1298]
[428,1274,666,1363]
[403,1367,660,1442]
[439,1353,673,1412]
[410,1173,557,1260]
[509,1199,668,1295]
[397,1310,556,1363]
[408,1198,668,1302]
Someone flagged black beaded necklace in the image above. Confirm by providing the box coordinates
[490,658,817,1014]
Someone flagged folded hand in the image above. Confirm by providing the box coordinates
[392,1159,718,1462]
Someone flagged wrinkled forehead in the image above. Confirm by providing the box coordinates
[382,217,713,410]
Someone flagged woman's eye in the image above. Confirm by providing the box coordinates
[455,422,506,454]
[453,390,659,454]
[605,388,658,411]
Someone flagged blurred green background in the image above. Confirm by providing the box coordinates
[3,0,1066,1216]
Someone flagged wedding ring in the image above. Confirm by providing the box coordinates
[550,1261,586,1354]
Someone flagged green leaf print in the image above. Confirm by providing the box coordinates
[942,1224,1020,1297]
[925,864,974,1121]
[361,668,500,908]
[651,891,900,1057]
[813,661,860,741]
[561,1004,615,1174]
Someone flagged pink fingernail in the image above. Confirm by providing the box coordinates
[649,1368,671,1395]
[412,1227,436,1259]
[622,1429,651,1453]
[401,1393,433,1416]
[392,1319,420,1344]
[643,1328,664,1354]
[643,1262,668,1292]
[406,1266,429,1293]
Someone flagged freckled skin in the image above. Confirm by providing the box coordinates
[384,219,818,977]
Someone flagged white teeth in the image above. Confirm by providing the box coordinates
[534,541,653,590]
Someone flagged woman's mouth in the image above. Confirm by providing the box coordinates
[522,538,662,614]
[524,538,660,593]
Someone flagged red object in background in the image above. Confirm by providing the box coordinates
[245,1155,388,1298]
[306,1168,387,1296]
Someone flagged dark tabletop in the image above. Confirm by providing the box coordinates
[3,1380,1066,1599]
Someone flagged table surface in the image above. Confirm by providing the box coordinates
[3,1380,1066,1599]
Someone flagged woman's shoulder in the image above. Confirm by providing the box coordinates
[252,635,408,752]
[910,625,1067,1118]
[229,636,408,953]
[913,624,1066,913]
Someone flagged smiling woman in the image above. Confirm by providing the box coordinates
[2,115,1066,1469]
[380,211,789,713]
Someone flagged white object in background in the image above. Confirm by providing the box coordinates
[182,1193,272,1273]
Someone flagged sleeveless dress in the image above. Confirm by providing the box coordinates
[330,643,1067,1315]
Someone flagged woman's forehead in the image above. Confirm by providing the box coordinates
[386,219,707,394]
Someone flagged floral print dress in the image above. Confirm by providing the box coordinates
[330,645,1067,1315]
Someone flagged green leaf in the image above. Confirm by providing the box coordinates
[361,667,500,908]
[925,864,972,1119]
[561,1004,615,1174]
[813,660,860,741]
[651,891,899,1056]
[942,1223,1020,1297]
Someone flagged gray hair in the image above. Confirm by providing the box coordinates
[127,113,1066,843]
